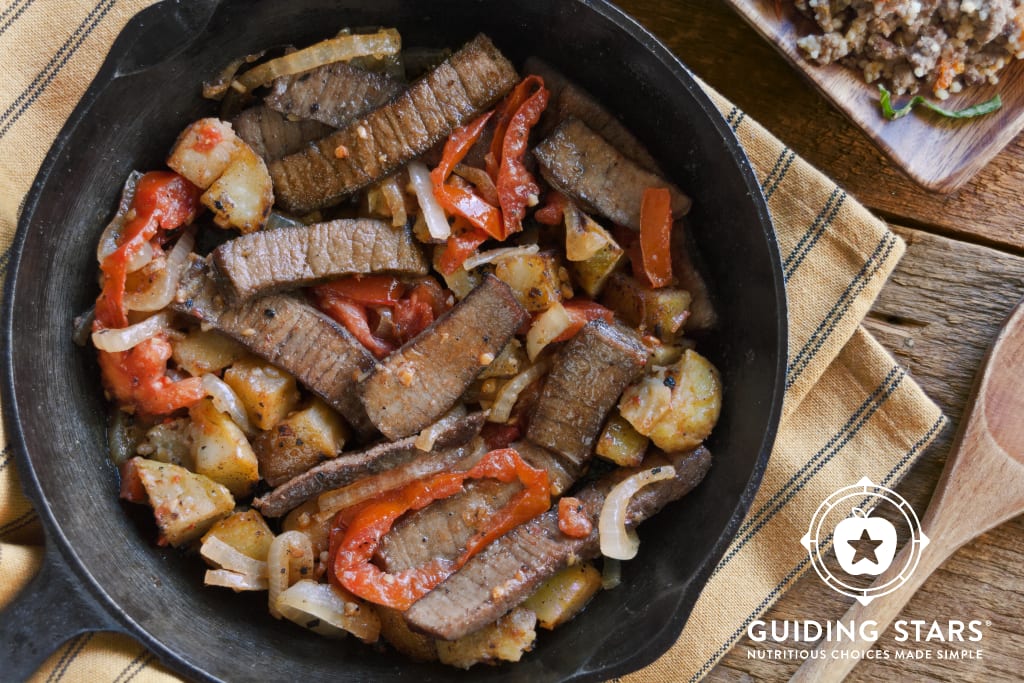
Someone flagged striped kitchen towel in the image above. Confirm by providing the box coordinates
[0,2,946,681]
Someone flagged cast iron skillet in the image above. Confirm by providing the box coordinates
[0,1,786,680]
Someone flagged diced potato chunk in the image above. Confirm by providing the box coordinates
[437,607,537,669]
[600,273,691,341]
[125,457,234,546]
[167,118,240,189]
[493,251,569,312]
[619,350,722,452]
[564,207,613,262]
[522,562,602,630]
[189,398,260,497]
[202,143,274,234]
[136,418,193,470]
[595,412,649,467]
[202,510,275,561]
[172,329,248,377]
[378,606,439,661]
[223,359,301,430]
[252,398,350,486]
[571,240,625,298]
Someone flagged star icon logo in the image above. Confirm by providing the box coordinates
[848,528,884,564]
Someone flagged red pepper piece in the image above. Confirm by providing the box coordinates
[534,190,569,226]
[311,291,395,359]
[486,76,544,181]
[331,448,550,610]
[312,275,406,307]
[431,112,504,239]
[639,187,674,289]
[558,496,593,538]
[95,172,200,330]
[438,217,490,275]
[496,76,549,237]
[551,299,615,343]
[98,335,205,417]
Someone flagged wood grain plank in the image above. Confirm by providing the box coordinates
[704,225,1024,680]
[617,0,1024,253]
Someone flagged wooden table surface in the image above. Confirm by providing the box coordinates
[614,1,1024,681]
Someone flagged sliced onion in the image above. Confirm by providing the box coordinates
[72,306,96,347]
[203,51,266,100]
[408,160,450,240]
[200,536,269,578]
[205,569,269,592]
[413,403,467,451]
[202,374,256,436]
[461,244,539,272]
[598,465,676,560]
[125,226,195,312]
[91,311,172,352]
[234,28,401,93]
[526,302,572,361]
[96,171,143,265]
[487,358,551,424]
[601,558,622,589]
[98,220,153,273]
[268,531,314,619]
[276,580,381,642]
[380,173,408,227]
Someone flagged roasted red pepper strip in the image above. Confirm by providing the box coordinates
[486,76,544,181]
[94,172,200,330]
[431,112,503,239]
[331,448,550,610]
[311,291,396,359]
[639,187,674,289]
[534,190,569,226]
[558,496,593,538]
[496,76,549,237]
[312,275,406,307]
[438,216,490,275]
[552,299,615,343]
[98,335,205,417]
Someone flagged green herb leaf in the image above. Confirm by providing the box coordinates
[878,84,1002,121]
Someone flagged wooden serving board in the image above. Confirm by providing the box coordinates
[723,0,1024,192]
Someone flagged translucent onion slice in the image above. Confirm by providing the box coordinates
[91,311,172,352]
[233,28,401,93]
[96,171,143,267]
[201,374,256,437]
[487,358,551,424]
[125,226,195,312]
[379,173,408,227]
[204,569,269,592]
[461,244,539,272]
[413,404,467,451]
[200,536,269,578]
[98,221,153,273]
[526,302,571,361]
[268,531,314,619]
[276,580,382,643]
[598,465,676,560]
[408,160,450,240]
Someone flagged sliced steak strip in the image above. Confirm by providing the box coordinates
[359,275,529,440]
[511,440,577,496]
[265,61,404,129]
[527,320,647,467]
[524,57,661,174]
[533,118,691,231]
[212,219,428,302]
[174,257,376,434]
[404,447,712,641]
[270,34,518,214]
[377,478,522,573]
[254,412,486,517]
[232,105,334,162]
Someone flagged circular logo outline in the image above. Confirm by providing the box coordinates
[800,477,930,605]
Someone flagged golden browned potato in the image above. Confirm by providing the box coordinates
[493,251,570,312]
[252,398,350,486]
[136,418,193,470]
[522,562,602,630]
[378,606,439,662]
[201,143,274,234]
[202,510,275,561]
[127,457,234,547]
[600,272,691,341]
[570,239,624,298]
[167,118,240,189]
[436,607,537,668]
[595,412,649,467]
[223,359,301,430]
[619,350,722,452]
[189,398,260,497]
[171,329,248,377]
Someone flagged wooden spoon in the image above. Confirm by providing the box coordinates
[792,299,1024,682]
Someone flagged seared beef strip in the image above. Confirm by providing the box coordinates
[265,61,404,129]
[524,57,661,174]
[527,320,647,467]
[212,219,428,303]
[359,275,529,440]
[377,478,522,573]
[511,440,578,496]
[232,105,334,162]
[533,118,691,231]
[404,447,712,641]
[174,257,376,434]
[254,412,486,517]
[270,34,518,214]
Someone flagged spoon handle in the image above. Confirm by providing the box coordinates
[789,520,949,683]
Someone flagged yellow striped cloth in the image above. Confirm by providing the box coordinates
[0,2,945,681]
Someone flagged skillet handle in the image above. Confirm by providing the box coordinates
[0,545,123,681]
